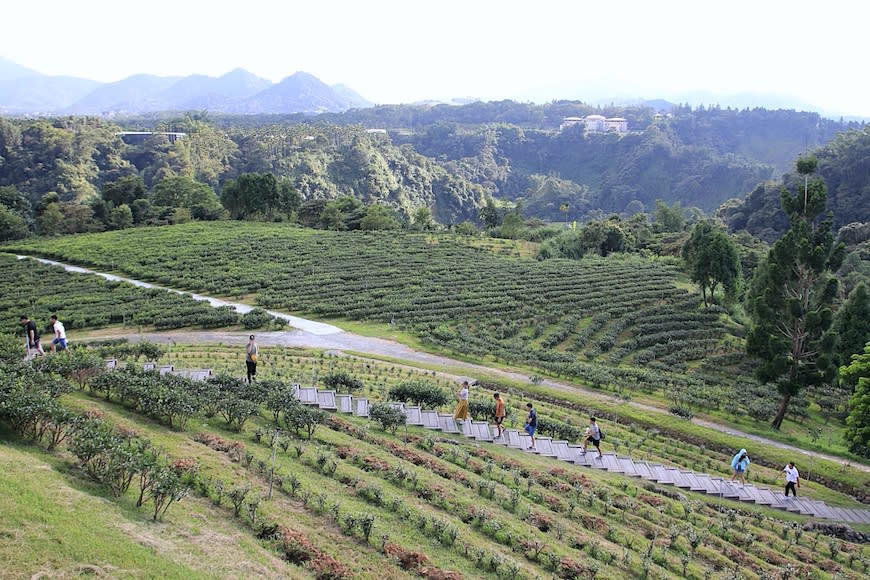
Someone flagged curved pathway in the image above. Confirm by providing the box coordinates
[19,255,870,474]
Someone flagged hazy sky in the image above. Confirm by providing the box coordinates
[3,0,868,115]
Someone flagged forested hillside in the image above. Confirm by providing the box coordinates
[718,126,870,242]
[0,102,859,233]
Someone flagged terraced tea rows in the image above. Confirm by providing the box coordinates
[0,254,239,335]
[5,348,869,579]
[2,222,755,409]
[141,344,870,506]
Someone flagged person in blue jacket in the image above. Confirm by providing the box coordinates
[730,448,750,486]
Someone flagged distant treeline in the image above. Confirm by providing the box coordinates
[0,102,865,241]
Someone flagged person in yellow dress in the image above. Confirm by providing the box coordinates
[453,380,470,421]
[493,392,506,438]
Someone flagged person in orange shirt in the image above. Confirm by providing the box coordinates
[493,392,506,439]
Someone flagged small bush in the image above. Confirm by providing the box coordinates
[388,380,449,408]
[370,403,406,435]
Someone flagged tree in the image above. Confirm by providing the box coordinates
[0,205,27,240]
[559,202,569,227]
[412,206,434,231]
[220,172,279,220]
[579,219,626,257]
[840,344,870,457]
[682,221,741,306]
[478,197,501,229]
[0,185,32,220]
[277,178,302,217]
[746,156,845,429]
[359,204,400,231]
[38,202,64,235]
[108,204,133,230]
[654,199,685,232]
[152,175,222,216]
[833,283,870,368]
[102,175,148,207]
[320,196,364,231]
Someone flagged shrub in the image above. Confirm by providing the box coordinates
[241,307,273,329]
[322,371,364,393]
[388,380,449,408]
[284,404,328,440]
[370,403,406,434]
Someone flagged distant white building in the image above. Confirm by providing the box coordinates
[559,114,629,134]
[585,114,607,132]
[559,116,584,131]
[605,117,627,132]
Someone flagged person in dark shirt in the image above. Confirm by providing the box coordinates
[524,402,537,450]
[20,315,44,357]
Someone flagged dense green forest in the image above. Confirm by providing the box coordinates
[718,127,870,241]
[1,102,864,239]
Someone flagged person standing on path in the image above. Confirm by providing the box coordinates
[493,392,506,438]
[524,402,537,450]
[50,315,68,354]
[245,335,258,384]
[582,416,603,458]
[782,461,801,497]
[730,448,750,486]
[453,380,470,421]
[20,315,44,358]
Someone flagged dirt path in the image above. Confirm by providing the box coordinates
[23,254,870,473]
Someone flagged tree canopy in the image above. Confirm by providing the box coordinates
[746,156,845,429]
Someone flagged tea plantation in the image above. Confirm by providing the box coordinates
[4,222,768,419]
[2,342,869,579]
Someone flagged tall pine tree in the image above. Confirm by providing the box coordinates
[746,156,845,429]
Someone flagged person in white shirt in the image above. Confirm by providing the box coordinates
[453,381,470,421]
[782,461,800,497]
[50,315,68,354]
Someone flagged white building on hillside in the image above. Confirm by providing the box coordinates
[559,115,629,134]
[584,114,607,132]
[605,117,627,132]
[559,116,585,131]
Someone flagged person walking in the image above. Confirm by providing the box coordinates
[20,315,44,358]
[524,402,537,450]
[50,315,68,354]
[453,381,470,421]
[493,392,506,439]
[730,448,750,486]
[245,335,259,384]
[782,461,800,498]
[582,416,603,459]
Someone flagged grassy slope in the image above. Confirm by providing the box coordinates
[0,436,302,580]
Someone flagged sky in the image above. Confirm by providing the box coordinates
[3,0,869,116]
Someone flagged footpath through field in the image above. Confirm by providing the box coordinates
[23,255,870,475]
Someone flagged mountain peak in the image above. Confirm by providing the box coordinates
[0,57,370,116]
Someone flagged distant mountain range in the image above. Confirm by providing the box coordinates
[0,57,371,116]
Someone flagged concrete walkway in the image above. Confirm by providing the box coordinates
[306,384,870,525]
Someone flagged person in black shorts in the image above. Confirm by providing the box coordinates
[582,416,603,458]
[245,335,258,383]
[524,402,537,449]
[20,315,44,357]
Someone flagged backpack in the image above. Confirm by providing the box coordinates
[599,429,605,440]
